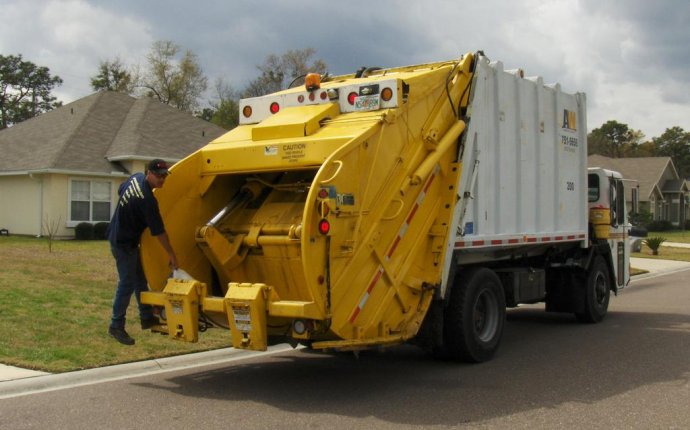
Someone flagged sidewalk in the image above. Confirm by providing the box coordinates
[661,241,690,249]
[630,256,690,277]
[3,256,690,387]
[0,364,48,382]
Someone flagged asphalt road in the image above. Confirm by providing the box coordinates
[1,270,689,430]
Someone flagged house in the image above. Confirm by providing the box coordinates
[588,154,689,226]
[0,91,227,238]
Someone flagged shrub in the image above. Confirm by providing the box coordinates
[74,222,94,240]
[93,222,110,240]
[645,220,673,232]
[643,236,666,256]
[629,209,652,226]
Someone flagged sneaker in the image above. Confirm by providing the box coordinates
[109,327,135,345]
[141,317,161,330]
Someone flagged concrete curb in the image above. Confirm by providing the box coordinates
[0,344,296,400]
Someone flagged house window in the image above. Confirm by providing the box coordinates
[70,180,112,224]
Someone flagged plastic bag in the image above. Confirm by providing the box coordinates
[172,268,194,281]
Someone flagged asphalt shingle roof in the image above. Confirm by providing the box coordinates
[587,154,680,201]
[0,91,227,175]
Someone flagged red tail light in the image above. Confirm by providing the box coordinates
[347,92,357,105]
[318,219,330,235]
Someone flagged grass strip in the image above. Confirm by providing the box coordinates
[0,236,231,372]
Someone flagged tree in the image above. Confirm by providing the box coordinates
[90,58,135,94]
[243,48,327,98]
[588,120,644,157]
[0,54,63,129]
[42,214,62,253]
[197,107,214,122]
[652,126,690,178]
[211,98,239,130]
[206,78,239,130]
[140,40,208,112]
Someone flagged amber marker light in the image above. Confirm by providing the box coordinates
[305,73,321,91]
[381,87,393,102]
[242,105,252,118]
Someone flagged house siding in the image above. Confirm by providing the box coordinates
[0,175,42,235]
[0,173,127,238]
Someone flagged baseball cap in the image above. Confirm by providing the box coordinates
[147,159,170,176]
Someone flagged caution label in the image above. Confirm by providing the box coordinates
[232,307,251,332]
[282,143,306,162]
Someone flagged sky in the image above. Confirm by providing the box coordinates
[1,0,689,139]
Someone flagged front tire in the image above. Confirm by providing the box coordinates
[444,268,506,362]
[575,255,611,323]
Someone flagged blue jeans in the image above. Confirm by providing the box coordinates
[110,245,154,330]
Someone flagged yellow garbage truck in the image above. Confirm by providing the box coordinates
[140,52,630,362]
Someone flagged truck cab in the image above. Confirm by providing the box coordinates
[588,167,630,288]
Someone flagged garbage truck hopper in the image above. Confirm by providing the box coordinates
[139,53,476,351]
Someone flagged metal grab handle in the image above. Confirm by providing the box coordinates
[319,160,343,184]
[381,199,404,220]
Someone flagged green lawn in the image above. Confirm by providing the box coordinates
[0,236,231,372]
[646,230,690,243]
[632,243,690,261]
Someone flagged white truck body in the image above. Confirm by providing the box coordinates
[441,57,590,295]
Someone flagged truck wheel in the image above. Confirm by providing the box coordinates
[575,255,611,323]
[444,267,506,362]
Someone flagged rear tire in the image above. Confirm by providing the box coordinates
[444,268,506,362]
[575,255,611,323]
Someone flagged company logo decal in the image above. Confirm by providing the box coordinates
[562,109,577,131]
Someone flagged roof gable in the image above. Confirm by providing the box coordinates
[0,91,227,175]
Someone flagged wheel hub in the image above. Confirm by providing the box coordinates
[473,289,499,342]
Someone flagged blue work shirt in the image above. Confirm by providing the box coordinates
[108,173,165,247]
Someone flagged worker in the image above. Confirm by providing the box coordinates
[107,159,178,346]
